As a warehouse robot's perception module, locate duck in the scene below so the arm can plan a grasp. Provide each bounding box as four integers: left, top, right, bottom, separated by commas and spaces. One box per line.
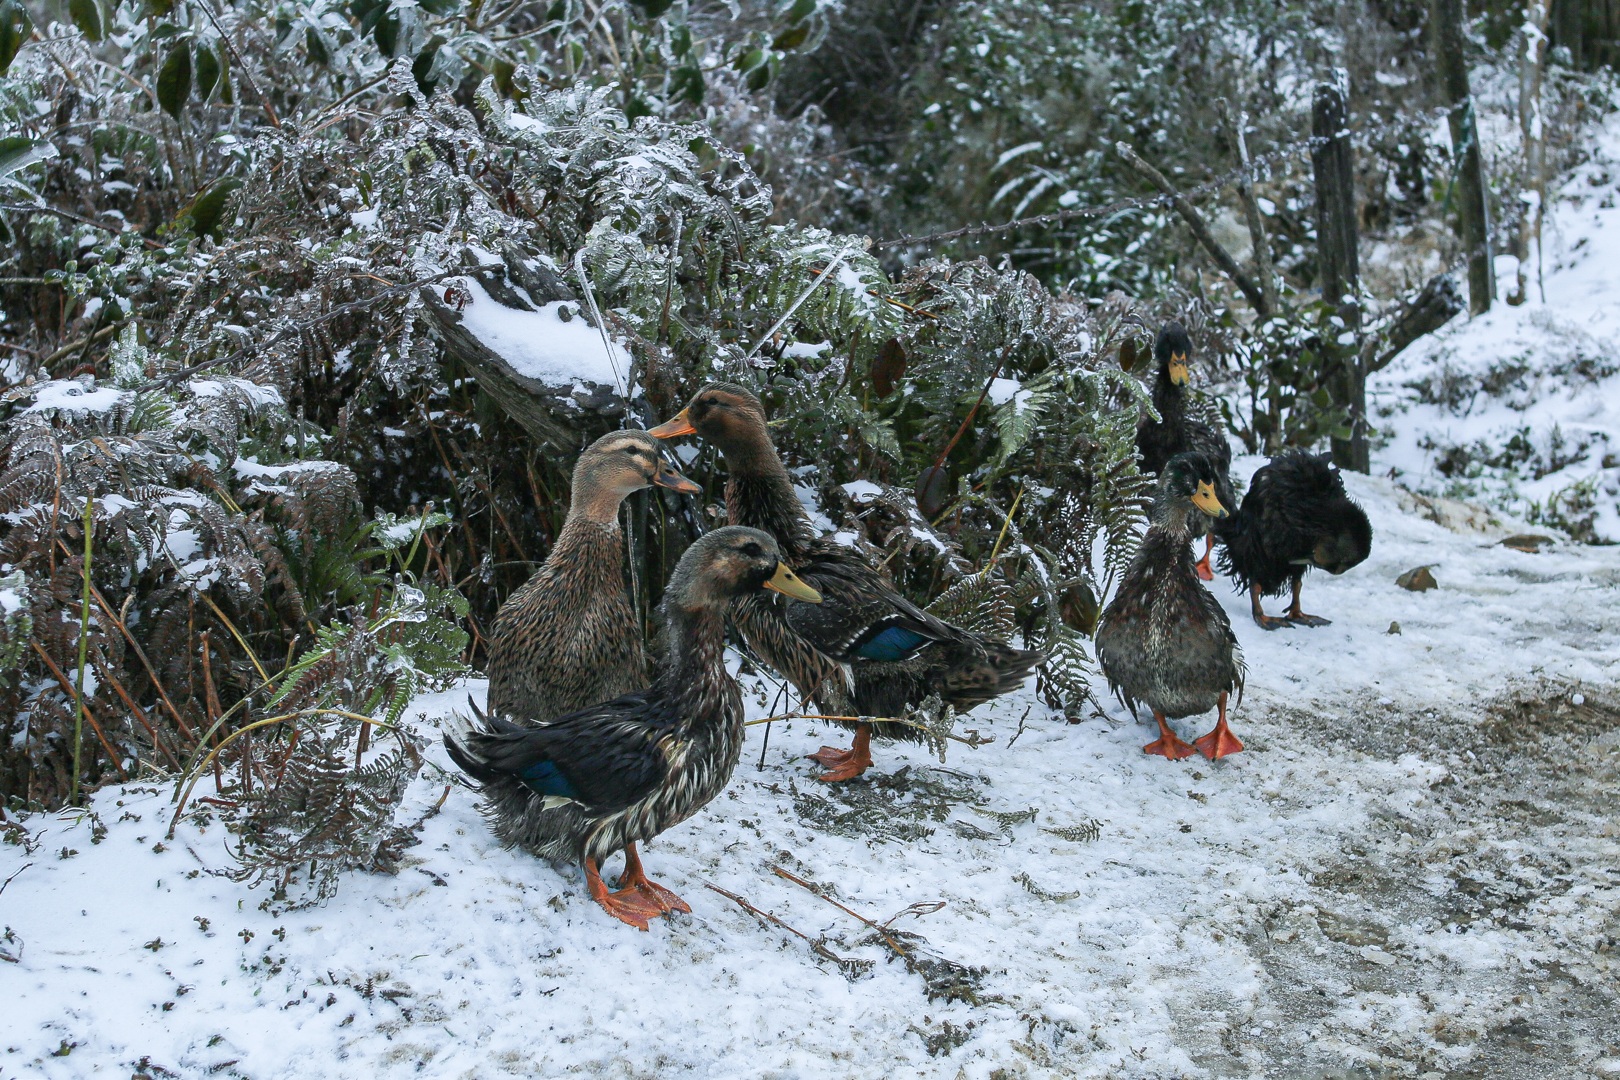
486, 429, 699, 724
649, 382, 1043, 782
1214, 449, 1373, 630
1135, 321, 1232, 582
445, 526, 822, 930
1096, 451, 1246, 760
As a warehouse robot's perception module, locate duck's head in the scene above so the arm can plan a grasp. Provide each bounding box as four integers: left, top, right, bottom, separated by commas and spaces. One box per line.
648, 383, 775, 469
1158, 451, 1229, 526
665, 526, 821, 611
1302, 499, 1373, 575
1155, 321, 1193, 387
571, 430, 700, 521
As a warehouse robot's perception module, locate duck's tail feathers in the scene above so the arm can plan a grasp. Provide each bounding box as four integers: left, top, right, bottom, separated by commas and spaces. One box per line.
442, 704, 528, 786
933, 638, 1045, 712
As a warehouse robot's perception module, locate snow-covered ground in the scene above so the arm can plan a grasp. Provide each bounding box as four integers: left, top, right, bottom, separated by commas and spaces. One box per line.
9, 106, 1620, 1080
3, 460, 1618, 1079
1373, 120, 1620, 542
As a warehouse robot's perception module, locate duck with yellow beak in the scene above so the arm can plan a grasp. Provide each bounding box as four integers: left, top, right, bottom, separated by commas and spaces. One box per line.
446, 528, 821, 929
1096, 452, 1247, 760
1134, 322, 1233, 583
649, 383, 1044, 783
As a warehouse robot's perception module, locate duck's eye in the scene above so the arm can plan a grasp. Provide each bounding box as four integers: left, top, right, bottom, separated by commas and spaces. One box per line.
741, 542, 763, 558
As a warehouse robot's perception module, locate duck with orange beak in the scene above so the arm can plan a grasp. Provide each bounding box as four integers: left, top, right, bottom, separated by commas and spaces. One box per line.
650, 383, 1043, 782
487, 429, 702, 725
1135, 322, 1233, 583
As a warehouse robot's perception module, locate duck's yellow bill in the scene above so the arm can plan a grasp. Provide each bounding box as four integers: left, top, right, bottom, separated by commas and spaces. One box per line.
1192, 481, 1227, 518
1168, 356, 1190, 386
648, 409, 696, 438
764, 563, 821, 602
653, 468, 701, 495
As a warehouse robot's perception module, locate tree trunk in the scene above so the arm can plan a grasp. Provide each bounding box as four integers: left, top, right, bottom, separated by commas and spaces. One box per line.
1432, 0, 1495, 315
1514, 0, 1553, 305
1311, 79, 1369, 474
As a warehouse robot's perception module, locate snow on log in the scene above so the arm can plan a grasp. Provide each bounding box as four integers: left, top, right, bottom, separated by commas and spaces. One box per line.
420, 256, 630, 450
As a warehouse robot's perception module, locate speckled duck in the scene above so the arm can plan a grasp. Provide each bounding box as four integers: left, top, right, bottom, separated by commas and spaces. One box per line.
650, 383, 1042, 782
485, 429, 699, 724
446, 527, 822, 929
1096, 452, 1246, 761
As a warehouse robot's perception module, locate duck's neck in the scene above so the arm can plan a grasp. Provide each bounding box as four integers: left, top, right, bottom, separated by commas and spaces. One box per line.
547, 508, 624, 581
720, 440, 814, 559
1149, 501, 1204, 543
1152, 370, 1186, 426
656, 603, 733, 728
569, 482, 631, 528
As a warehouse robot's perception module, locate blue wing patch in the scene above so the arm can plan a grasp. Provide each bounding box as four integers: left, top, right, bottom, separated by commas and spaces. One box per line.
517, 759, 577, 800
852, 625, 932, 662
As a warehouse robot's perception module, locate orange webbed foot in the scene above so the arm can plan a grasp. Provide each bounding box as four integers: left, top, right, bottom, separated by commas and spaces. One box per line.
1194, 701, 1244, 760
632, 880, 692, 915
1195, 535, 1216, 581
585, 855, 667, 931
809, 724, 873, 782
618, 842, 692, 917
1144, 715, 1197, 761
1287, 610, 1331, 628
1253, 612, 1294, 631
810, 745, 873, 782
593, 885, 663, 930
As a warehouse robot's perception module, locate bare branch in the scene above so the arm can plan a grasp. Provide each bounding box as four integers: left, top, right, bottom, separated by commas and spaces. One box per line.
1114, 141, 1272, 318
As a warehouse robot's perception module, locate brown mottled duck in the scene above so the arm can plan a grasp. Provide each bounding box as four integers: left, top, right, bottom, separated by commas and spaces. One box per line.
446, 527, 822, 929
649, 382, 1042, 782
486, 430, 699, 724
1096, 452, 1246, 761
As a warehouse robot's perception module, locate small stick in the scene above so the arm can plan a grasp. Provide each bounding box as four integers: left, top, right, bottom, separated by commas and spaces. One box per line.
0, 861, 32, 900
703, 882, 848, 966
743, 712, 990, 749
769, 865, 909, 959
757, 679, 788, 771
930, 352, 1009, 473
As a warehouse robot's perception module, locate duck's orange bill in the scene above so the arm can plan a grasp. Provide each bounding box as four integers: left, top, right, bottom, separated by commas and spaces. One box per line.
1168, 356, 1190, 386
653, 468, 701, 495
1192, 481, 1227, 518
765, 563, 821, 603
648, 409, 695, 438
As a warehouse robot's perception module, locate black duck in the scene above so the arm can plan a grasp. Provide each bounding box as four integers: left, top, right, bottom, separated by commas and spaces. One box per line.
1135, 321, 1232, 582
1096, 452, 1246, 760
649, 383, 1042, 782
486, 430, 698, 723
446, 526, 822, 929
1214, 450, 1373, 630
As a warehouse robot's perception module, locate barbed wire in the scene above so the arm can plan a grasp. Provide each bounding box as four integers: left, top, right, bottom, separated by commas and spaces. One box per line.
873, 101, 1472, 250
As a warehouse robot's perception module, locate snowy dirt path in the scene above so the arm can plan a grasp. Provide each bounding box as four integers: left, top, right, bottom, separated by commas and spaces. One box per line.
3, 470, 1618, 1080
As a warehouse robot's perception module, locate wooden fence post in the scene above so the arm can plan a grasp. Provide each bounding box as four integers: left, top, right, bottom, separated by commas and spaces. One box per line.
1311, 78, 1369, 473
